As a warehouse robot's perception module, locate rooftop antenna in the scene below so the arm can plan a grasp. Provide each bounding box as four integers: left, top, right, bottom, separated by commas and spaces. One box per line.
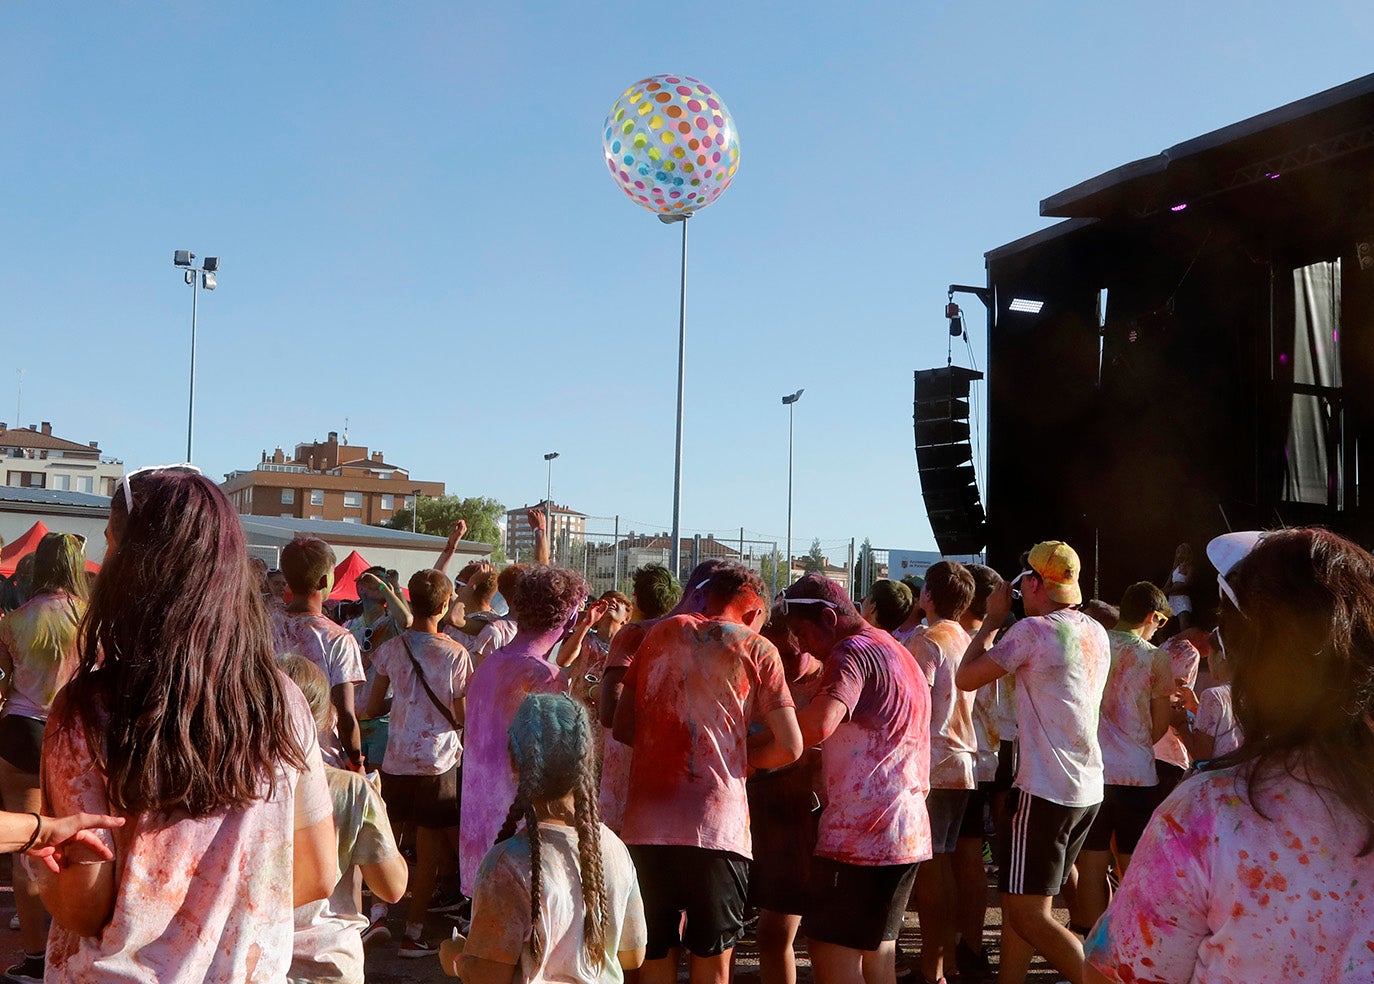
342, 417, 349, 446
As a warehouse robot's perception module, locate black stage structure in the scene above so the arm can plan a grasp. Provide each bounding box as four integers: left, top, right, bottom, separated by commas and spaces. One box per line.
976, 73, 1374, 601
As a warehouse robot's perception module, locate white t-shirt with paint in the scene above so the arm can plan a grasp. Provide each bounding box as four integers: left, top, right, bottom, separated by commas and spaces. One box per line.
1195, 684, 1243, 758
906, 619, 976, 790
988, 609, 1109, 807
1098, 631, 1172, 786
1085, 762, 1374, 983
465, 822, 647, 984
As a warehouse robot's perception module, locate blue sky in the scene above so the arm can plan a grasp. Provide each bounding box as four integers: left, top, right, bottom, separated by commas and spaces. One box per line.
3, 2, 1371, 554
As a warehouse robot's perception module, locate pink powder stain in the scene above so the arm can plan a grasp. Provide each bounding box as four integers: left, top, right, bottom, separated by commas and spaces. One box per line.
1238, 863, 1265, 890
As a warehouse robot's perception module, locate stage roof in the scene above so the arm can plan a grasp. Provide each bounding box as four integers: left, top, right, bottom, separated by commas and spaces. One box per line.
1038, 72, 1374, 220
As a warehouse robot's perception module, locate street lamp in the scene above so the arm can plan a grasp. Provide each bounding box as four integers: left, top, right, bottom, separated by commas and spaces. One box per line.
782, 389, 804, 585
172, 250, 219, 463
543, 452, 559, 507
411, 488, 423, 533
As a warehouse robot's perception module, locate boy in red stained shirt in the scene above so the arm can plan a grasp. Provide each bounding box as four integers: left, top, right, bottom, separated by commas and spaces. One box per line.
613, 563, 803, 984
783, 574, 932, 984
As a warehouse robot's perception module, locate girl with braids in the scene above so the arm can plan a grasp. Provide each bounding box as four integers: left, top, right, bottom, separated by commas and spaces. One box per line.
1086, 529, 1374, 983
37, 467, 336, 984
454, 693, 646, 984
0, 531, 90, 977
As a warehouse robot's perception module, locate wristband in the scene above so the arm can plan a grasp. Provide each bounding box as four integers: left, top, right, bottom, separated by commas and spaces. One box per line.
18, 813, 42, 854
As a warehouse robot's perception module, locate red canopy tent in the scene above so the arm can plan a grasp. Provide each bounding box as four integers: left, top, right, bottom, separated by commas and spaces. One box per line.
0, 521, 102, 577
326, 550, 373, 603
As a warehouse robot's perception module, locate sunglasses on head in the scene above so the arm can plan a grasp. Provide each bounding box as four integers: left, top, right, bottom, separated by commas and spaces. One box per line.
116, 463, 203, 513
781, 596, 840, 614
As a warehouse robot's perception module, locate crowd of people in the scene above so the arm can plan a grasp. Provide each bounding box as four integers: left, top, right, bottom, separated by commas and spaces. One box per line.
0, 467, 1370, 983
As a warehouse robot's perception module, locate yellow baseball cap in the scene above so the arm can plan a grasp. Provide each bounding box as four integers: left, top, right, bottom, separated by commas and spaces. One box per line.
1027, 540, 1083, 605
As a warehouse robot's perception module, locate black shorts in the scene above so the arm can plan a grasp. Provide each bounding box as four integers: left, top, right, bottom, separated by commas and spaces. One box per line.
958, 785, 992, 840
992, 739, 1016, 793
926, 788, 971, 855
996, 789, 1098, 897
628, 844, 749, 959
747, 766, 819, 915
803, 856, 919, 951
1154, 760, 1186, 804
0, 715, 44, 775
1083, 784, 1157, 855
380, 764, 460, 829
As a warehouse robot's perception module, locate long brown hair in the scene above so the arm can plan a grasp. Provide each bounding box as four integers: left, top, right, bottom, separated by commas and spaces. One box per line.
57, 469, 306, 816
1216, 527, 1374, 852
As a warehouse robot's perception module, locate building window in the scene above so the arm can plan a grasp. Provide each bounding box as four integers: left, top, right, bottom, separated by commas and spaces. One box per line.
381, 494, 394, 510
310, 489, 324, 506
51, 474, 71, 491
280, 512, 293, 519
77, 476, 93, 493
343, 492, 362, 508
342, 516, 360, 524
281, 489, 295, 504
309, 514, 323, 521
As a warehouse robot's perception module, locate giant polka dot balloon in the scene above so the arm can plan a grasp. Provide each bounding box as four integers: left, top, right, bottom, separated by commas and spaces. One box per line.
602, 75, 739, 216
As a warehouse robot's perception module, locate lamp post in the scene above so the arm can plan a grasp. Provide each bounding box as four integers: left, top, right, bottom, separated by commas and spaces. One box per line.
544, 451, 559, 507
782, 389, 804, 585
411, 489, 423, 533
172, 251, 218, 463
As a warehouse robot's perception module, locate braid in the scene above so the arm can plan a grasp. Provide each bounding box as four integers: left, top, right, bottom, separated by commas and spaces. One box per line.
495, 795, 524, 844
525, 798, 546, 963
575, 764, 609, 967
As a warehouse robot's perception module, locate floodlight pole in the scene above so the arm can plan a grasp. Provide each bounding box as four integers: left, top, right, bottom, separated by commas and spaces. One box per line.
782, 389, 804, 582
174, 250, 217, 464
660, 212, 690, 578
187, 273, 199, 463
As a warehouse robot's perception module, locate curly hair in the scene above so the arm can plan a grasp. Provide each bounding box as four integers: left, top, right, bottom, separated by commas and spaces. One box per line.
1216, 527, 1374, 853
495, 694, 607, 967
510, 565, 589, 633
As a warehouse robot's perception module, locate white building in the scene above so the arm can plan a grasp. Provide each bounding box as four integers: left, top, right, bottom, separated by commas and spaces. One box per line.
1, 422, 123, 496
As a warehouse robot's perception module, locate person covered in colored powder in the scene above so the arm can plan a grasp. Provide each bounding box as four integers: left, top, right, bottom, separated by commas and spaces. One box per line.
449, 693, 647, 984
956, 541, 1109, 984
273, 535, 367, 772
613, 563, 802, 984
459, 565, 587, 901
365, 568, 473, 956
0, 531, 91, 981
38, 467, 336, 984
1085, 528, 1374, 982
784, 573, 932, 984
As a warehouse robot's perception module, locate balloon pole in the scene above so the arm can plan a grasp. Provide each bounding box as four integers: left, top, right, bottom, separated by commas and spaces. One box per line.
665, 212, 690, 579
601, 75, 739, 582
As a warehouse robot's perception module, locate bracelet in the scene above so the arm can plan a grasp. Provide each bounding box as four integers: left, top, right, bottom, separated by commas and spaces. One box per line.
17, 813, 42, 854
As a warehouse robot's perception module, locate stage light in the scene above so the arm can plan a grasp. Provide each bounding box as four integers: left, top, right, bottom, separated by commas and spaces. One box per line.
1009, 298, 1044, 314
173, 249, 194, 267
1170, 203, 1188, 212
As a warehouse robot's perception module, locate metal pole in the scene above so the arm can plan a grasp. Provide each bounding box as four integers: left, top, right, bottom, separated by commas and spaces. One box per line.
187, 275, 199, 462
613, 515, 620, 590
848, 537, 856, 601
786, 400, 794, 582
669, 216, 689, 579
771, 541, 779, 599
546, 458, 553, 505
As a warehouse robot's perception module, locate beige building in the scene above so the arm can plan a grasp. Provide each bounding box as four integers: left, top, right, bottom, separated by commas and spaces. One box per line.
506, 502, 586, 563
221, 432, 443, 526
1, 422, 123, 496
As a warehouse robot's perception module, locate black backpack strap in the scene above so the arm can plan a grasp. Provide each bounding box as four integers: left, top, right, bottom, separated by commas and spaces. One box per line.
399, 632, 461, 733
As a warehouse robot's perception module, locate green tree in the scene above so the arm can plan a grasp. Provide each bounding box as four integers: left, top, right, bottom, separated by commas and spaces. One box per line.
855, 538, 878, 597
802, 538, 827, 574
758, 549, 797, 593
382, 495, 507, 563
